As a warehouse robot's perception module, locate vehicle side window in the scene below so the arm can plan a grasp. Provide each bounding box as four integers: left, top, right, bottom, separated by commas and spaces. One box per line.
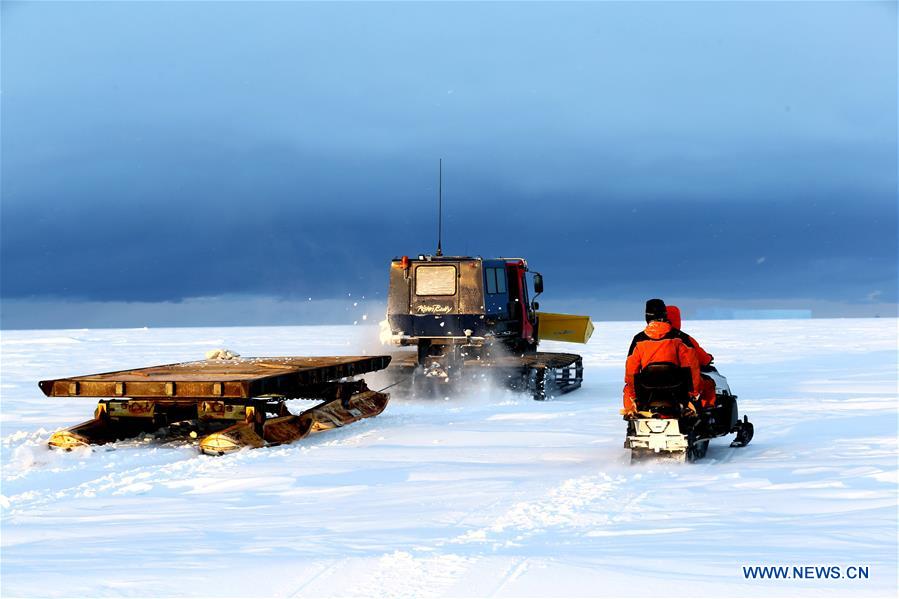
486, 268, 497, 294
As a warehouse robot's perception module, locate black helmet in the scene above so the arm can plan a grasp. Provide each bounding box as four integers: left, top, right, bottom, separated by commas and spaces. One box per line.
645, 298, 668, 323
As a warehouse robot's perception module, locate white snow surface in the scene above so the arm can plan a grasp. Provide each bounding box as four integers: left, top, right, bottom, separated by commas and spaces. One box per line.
1, 319, 897, 598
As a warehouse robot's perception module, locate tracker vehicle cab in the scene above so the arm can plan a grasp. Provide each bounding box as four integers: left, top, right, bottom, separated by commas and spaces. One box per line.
386, 255, 542, 357
383, 254, 593, 399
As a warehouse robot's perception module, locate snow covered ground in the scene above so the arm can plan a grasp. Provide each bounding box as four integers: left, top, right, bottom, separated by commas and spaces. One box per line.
1, 319, 897, 598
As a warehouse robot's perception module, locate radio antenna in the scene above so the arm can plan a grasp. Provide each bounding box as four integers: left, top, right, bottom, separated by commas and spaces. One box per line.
436, 158, 443, 256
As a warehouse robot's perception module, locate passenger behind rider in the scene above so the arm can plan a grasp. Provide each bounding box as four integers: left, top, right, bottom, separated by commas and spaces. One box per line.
622, 299, 701, 419
666, 305, 717, 409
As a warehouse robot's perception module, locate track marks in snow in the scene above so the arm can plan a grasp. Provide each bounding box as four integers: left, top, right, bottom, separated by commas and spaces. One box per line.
451, 473, 640, 548
488, 558, 530, 597
344, 551, 475, 599
287, 560, 346, 598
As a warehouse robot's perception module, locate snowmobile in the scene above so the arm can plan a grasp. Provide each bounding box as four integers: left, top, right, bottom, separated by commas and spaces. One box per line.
624, 363, 753, 462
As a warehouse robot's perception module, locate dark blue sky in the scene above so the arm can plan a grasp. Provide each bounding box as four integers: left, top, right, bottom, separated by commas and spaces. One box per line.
1, 1, 896, 326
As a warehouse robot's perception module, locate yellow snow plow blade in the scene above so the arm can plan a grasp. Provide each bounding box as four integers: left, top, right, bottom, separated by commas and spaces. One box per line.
536, 312, 594, 344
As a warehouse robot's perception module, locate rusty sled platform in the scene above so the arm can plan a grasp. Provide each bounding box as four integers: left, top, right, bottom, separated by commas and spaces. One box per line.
39, 355, 391, 455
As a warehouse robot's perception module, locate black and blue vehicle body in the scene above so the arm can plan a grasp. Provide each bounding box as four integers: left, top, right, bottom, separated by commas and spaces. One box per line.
386, 255, 538, 356
384, 254, 588, 400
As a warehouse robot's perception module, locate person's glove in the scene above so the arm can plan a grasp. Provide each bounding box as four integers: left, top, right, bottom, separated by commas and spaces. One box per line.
619, 408, 638, 420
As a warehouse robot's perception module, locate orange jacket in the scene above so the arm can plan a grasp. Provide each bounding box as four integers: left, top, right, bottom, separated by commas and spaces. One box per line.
624, 320, 701, 409
666, 305, 713, 367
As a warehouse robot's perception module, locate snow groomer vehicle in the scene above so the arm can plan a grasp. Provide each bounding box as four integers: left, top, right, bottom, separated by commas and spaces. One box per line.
382, 253, 593, 400
625, 364, 754, 462
40, 355, 391, 455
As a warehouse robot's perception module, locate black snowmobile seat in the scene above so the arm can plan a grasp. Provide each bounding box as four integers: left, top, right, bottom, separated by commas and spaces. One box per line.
634, 362, 693, 413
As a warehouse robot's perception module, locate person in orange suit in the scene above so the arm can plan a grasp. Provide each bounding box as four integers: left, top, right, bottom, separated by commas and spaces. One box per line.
623, 299, 701, 418
666, 305, 717, 409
